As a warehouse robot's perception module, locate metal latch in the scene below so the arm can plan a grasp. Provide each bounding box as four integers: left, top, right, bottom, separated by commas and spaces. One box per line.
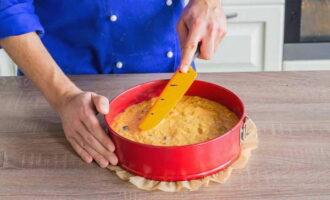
240, 116, 248, 144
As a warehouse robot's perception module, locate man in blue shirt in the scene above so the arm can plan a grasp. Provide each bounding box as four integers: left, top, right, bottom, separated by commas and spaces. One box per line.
0, 0, 227, 168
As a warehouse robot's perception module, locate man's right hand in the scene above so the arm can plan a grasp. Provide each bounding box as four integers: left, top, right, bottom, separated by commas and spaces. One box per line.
57, 91, 118, 168
0, 33, 118, 168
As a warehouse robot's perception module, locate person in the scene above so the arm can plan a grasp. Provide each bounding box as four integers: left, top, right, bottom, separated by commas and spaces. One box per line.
0, 0, 227, 168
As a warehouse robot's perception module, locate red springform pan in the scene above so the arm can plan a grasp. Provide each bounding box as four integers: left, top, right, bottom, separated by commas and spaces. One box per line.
105, 80, 245, 181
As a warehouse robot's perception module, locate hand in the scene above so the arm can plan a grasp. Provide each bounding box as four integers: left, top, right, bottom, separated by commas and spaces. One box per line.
57, 91, 118, 168
0, 33, 117, 168
177, 0, 227, 72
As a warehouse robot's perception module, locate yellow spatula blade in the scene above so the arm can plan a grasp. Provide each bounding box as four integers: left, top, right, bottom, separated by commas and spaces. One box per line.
138, 66, 197, 130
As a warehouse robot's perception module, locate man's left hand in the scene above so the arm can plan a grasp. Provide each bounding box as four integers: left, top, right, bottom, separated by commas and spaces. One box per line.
177, 0, 227, 72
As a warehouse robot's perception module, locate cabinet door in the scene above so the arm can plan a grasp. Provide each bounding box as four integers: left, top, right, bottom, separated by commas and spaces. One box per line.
196, 5, 284, 72
0, 49, 16, 76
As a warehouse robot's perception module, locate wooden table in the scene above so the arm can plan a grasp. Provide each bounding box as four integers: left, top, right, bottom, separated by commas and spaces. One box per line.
0, 72, 329, 199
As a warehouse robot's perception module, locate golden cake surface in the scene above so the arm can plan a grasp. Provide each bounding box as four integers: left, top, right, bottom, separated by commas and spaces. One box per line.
111, 96, 238, 146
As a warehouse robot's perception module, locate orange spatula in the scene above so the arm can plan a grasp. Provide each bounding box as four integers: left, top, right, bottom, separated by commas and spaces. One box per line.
138, 66, 198, 130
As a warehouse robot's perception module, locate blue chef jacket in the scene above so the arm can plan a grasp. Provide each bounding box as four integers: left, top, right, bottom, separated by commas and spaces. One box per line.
0, 0, 184, 74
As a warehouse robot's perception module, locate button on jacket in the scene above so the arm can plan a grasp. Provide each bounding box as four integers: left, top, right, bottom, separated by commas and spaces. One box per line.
0, 0, 184, 74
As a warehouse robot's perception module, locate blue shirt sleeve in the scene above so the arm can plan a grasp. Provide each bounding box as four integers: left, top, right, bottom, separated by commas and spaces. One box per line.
0, 0, 44, 39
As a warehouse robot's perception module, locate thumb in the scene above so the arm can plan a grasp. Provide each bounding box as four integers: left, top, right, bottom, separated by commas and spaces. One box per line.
91, 93, 109, 115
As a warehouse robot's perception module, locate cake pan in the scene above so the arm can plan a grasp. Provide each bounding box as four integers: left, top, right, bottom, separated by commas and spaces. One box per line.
105, 80, 245, 181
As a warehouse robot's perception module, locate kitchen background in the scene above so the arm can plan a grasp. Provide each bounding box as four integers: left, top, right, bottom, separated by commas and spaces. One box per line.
0, 0, 329, 76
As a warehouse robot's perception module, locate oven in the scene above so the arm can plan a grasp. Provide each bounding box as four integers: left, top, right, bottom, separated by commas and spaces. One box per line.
284, 0, 330, 61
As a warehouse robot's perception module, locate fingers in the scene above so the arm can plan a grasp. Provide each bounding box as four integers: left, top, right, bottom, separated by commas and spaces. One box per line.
79, 138, 109, 168
77, 119, 118, 166
67, 135, 93, 163
84, 93, 118, 166
92, 93, 109, 115
179, 23, 202, 73
90, 93, 116, 154
89, 93, 115, 153
176, 19, 188, 49
70, 125, 115, 168
74, 132, 109, 168
61, 91, 118, 169
214, 33, 224, 52
82, 108, 115, 152
199, 25, 217, 60
177, 3, 228, 72
214, 17, 227, 52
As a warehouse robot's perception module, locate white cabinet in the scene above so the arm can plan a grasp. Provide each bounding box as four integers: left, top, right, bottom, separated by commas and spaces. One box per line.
196, 2, 285, 72
197, 22, 264, 72
0, 49, 16, 76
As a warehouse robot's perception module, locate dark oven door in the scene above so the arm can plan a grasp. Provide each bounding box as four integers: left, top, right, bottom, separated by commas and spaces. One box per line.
284, 0, 330, 60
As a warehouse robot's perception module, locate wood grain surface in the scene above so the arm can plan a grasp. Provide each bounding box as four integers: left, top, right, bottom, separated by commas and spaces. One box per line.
0, 71, 329, 199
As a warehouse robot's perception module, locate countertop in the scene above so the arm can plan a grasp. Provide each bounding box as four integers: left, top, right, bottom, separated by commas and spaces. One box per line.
0, 71, 329, 199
